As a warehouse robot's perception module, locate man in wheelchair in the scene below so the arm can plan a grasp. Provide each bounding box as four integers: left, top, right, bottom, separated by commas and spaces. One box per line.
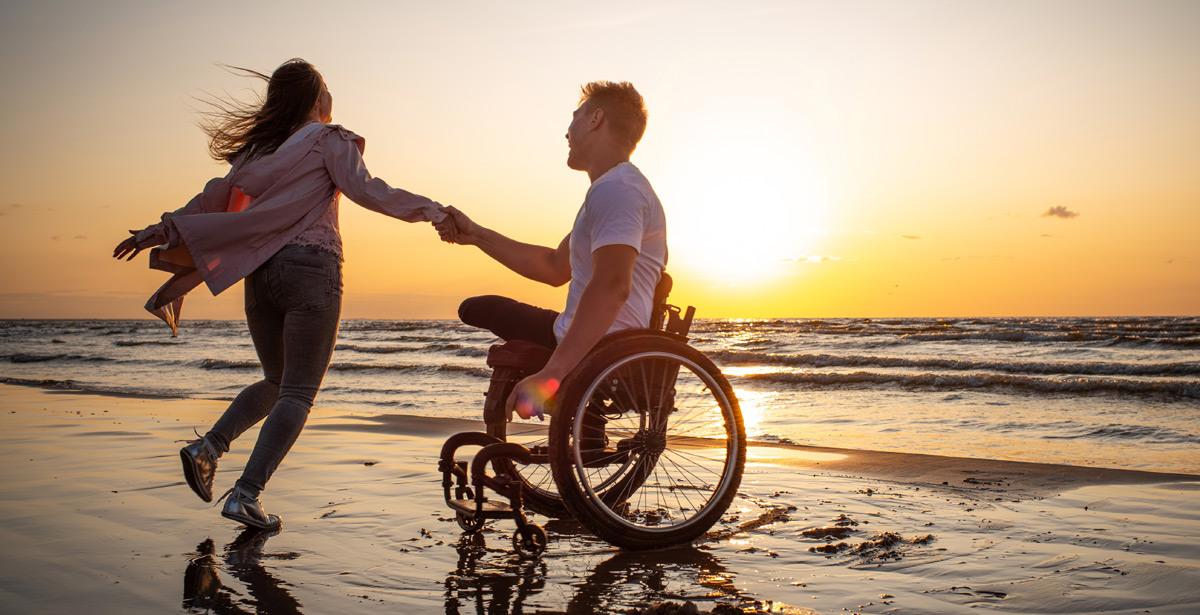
435, 80, 667, 425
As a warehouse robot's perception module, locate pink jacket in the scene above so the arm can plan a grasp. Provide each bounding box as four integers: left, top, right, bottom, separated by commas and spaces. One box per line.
136, 124, 446, 335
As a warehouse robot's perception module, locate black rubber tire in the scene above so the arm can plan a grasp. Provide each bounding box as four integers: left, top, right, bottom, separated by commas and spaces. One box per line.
512, 524, 548, 558
550, 332, 745, 550
455, 511, 484, 533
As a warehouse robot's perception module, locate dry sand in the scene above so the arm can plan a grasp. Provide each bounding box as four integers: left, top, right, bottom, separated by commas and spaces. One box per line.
0, 383, 1197, 614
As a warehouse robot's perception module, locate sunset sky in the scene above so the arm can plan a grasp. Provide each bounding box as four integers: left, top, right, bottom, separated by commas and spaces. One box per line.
1, 0, 1196, 319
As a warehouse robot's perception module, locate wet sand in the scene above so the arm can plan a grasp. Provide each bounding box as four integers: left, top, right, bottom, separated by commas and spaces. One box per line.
1, 383, 1198, 614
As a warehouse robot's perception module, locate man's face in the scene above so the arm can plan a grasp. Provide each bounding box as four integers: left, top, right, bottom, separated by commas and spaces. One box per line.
565, 103, 591, 170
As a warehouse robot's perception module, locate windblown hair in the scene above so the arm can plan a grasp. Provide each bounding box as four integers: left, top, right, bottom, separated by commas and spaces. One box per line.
199, 58, 325, 164
579, 81, 648, 153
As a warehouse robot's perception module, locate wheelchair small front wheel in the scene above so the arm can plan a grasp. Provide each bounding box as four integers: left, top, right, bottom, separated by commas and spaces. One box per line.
455, 511, 485, 534
550, 333, 746, 550
512, 524, 547, 558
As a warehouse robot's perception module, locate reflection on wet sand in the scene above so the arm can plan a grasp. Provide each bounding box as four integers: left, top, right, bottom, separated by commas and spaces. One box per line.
443, 519, 752, 614
565, 545, 747, 613
443, 532, 546, 614
183, 528, 301, 615
186, 523, 745, 615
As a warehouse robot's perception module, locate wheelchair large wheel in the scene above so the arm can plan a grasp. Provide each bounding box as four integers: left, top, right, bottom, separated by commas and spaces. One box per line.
550, 332, 745, 550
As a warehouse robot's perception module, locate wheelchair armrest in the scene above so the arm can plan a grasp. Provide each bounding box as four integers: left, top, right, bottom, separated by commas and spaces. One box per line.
665, 305, 695, 337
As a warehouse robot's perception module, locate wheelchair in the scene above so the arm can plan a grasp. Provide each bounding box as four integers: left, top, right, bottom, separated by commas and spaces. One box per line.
438, 274, 746, 556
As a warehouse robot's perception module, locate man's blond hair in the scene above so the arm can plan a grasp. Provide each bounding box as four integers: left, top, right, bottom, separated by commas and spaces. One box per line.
580, 81, 647, 153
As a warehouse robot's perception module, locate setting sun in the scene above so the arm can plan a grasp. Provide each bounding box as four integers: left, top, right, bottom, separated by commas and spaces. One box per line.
657, 127, 833, 287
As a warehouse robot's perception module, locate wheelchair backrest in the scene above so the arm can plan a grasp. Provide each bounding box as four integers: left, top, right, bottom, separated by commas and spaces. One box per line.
649, 272, 696, 338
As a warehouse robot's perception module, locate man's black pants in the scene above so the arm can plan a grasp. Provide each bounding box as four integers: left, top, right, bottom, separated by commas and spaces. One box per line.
458, 295, 559, 349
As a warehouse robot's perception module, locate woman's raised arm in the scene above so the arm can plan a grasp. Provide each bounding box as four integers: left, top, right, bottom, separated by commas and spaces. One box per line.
115, 169, 235, 260
322, 128, 446, 224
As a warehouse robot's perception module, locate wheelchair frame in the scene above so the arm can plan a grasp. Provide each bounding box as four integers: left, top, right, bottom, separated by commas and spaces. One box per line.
437, 274, 741, 557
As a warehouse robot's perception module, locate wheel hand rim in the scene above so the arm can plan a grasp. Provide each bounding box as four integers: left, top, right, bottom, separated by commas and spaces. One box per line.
569, 352, 741, 533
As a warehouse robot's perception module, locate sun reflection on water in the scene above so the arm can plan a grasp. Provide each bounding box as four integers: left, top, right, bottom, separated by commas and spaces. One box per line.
733, 387, 768, 437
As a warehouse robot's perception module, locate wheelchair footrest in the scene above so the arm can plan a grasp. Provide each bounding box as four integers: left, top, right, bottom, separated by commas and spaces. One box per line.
439, 431, 547, 557
527, 445, 550, 464
448, 498, 513, 515
582, 447, 630, 468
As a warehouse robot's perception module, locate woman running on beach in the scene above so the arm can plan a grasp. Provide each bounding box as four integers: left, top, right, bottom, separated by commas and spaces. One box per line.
112, 58, 450, 530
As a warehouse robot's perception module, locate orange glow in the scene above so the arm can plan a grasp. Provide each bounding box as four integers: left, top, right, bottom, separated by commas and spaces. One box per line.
0, 3, 1196, 319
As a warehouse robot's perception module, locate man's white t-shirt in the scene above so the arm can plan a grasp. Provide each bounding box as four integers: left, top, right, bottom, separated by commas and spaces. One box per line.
553, 162, 668, 342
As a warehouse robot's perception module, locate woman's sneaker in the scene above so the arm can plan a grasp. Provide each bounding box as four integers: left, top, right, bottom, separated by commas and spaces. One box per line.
217, 485, 282, 530
179, 433, 219, 502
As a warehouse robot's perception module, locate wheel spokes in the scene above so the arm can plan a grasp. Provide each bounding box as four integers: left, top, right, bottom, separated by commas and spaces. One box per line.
571, 352, 738, 532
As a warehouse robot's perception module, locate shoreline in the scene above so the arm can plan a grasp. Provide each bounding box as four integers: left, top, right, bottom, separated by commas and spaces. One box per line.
3, 378, 1195, 489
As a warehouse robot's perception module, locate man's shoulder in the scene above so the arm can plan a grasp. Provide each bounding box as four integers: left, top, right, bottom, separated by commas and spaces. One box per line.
604, 162, 653, 188
587, 165, 654, 209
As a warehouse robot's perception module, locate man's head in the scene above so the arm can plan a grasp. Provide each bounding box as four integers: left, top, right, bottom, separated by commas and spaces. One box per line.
565, 81, 647, 171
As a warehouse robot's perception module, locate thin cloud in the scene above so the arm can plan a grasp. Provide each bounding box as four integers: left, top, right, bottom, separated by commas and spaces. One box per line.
1042, 206, 1079, 219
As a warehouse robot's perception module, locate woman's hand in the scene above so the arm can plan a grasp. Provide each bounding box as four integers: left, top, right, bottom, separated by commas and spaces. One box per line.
435, 206, 479, 245
112, 229, 149, 261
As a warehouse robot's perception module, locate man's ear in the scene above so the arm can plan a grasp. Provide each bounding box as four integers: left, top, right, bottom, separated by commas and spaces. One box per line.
588, 106, 606, 131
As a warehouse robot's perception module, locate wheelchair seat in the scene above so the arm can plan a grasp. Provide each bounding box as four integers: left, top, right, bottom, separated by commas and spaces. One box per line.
486, 340, 553, 372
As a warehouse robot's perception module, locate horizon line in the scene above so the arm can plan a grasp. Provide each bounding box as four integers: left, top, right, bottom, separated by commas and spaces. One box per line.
1, 314, 1197, 322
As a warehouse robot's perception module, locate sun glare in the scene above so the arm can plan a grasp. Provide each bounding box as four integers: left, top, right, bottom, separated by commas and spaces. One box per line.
657, 134, 832, 287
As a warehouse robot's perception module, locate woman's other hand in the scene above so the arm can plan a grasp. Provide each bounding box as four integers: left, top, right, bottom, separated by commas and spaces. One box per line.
113, 230, 146, 261
113, 228, 162, 261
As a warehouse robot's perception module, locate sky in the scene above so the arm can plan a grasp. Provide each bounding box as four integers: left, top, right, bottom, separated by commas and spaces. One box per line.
0, 0, 1197, 319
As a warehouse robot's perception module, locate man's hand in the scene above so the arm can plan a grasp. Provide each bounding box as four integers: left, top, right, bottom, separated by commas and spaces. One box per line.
506, 370, 563, 420
433, 206, 458, 244
433, 207, 568, 286
435, 206, 480, 245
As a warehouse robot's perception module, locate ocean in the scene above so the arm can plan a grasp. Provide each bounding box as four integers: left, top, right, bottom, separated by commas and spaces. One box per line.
2, 317, 1197, 474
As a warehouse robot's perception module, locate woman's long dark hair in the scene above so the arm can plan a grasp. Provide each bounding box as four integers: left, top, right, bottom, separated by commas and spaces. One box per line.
200, 58, 325, 164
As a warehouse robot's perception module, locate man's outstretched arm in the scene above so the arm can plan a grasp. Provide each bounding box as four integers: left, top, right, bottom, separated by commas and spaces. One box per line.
437, 206, 570, 287
508, 244, 636, 418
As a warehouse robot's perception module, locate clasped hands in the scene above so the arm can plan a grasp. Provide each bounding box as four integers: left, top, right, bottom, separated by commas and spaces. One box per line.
433, 205, 475, 245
